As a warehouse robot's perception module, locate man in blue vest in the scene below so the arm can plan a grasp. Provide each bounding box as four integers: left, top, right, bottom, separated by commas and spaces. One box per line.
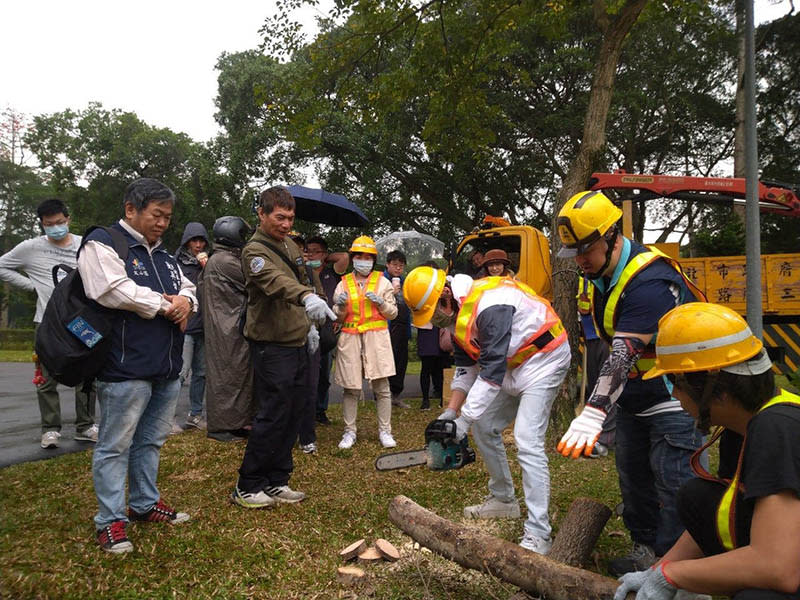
555, 190, 704, 576
78, 178, 198, 554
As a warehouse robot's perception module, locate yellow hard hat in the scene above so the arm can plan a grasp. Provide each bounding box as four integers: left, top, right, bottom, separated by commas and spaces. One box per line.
556, 190, 623, 257
349, 235, 377, 255
643, 302, 767, 379
403, 266, 447, 327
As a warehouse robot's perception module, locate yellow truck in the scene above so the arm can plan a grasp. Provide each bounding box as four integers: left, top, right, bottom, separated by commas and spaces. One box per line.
449, 171, 800, 376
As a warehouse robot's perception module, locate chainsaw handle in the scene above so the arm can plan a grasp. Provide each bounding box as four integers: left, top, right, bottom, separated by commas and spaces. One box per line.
424, 419, 457, 444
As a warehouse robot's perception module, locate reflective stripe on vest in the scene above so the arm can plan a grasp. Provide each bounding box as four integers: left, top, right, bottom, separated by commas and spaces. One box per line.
598, 247, 706, 375
691, 389, 800, 551
341, 272, 388, 334
454, 276, 567, 368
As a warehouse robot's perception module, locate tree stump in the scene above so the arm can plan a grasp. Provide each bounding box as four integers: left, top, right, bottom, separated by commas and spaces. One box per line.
549, 497, 612, 567
388, 495, 633, 600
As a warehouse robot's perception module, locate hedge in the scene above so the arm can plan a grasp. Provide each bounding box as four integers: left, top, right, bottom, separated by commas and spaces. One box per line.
0, 329, 35, 350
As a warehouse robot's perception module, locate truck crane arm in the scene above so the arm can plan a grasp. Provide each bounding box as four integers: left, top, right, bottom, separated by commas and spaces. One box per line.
587, 171, 800, 218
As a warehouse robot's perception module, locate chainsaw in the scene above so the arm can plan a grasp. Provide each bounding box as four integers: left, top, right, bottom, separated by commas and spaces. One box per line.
375, 419, 476, 471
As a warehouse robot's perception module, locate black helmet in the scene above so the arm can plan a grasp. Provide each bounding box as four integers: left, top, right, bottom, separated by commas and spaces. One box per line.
213, 216, 251, 248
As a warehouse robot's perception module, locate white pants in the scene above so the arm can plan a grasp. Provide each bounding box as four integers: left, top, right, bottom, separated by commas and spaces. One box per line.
471, 365, 567, 539
342, 377, 392, 435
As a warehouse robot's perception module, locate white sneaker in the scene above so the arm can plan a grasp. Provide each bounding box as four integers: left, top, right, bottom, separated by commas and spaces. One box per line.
169, 421, 184, 436
519, 532, 552, 555
463, 495, 521, 519
41, 431, 61, 449
300, 442, 317, 454
75, 424, 99, 442
379, 432, 397, 448
338, 431, 356, 449
230, 487, 276, 509
264, 485, 306, 503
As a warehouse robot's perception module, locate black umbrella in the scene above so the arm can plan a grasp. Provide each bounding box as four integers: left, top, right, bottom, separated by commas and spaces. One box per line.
286, 185, 369, 227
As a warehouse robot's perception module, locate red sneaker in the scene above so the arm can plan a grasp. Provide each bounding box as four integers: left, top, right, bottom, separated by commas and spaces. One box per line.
128, 499, 190, 524
97, 520, 133, 554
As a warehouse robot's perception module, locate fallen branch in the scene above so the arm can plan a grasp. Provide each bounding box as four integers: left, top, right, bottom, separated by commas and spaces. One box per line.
388, 495, 631, 600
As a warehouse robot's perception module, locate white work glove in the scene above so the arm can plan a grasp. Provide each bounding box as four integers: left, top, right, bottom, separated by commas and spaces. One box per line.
557, 406, 606, 459
614, 569, 651, 600
438, 408, 457, 421
453, 415, 472, 440
364, 291, 383, 306
303, 293, 336, 324
334, 292, 349, 306
632, 563, 677, 600
306, 324, 319, 355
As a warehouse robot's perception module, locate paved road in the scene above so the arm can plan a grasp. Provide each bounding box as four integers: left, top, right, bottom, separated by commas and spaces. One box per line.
0, 362, 422, 469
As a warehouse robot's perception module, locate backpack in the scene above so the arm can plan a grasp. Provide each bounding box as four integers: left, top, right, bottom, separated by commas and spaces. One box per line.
35, 226, 129, 387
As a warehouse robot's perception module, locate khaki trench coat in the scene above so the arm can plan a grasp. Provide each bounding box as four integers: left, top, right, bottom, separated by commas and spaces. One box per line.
332, 273, 397, 389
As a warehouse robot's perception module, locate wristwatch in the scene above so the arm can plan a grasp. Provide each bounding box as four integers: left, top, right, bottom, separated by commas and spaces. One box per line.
185, 295, 196, 313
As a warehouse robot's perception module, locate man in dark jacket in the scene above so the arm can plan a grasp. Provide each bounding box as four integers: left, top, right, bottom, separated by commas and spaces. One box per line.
174, 222, 210, 429
78, 178, 197, 553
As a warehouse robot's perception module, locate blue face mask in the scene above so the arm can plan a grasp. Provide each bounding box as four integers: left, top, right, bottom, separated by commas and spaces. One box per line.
44, 224, 69, 240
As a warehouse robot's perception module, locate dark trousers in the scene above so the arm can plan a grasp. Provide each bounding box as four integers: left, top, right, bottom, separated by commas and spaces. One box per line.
298, 348, 321, 445
388, 326, 408, 397
316, 351, 332, 415
677, 478, 800, 599
420, 356, 446, 402
237, 343, 308, 493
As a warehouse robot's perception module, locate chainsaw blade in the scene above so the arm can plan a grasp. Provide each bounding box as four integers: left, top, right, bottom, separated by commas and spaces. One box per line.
375, 448, 429, 471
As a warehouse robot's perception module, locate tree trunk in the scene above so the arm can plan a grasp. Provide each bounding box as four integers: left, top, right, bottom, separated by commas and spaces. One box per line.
388, 495, 632, 600
550, 0, 649, 427
549, 498, 612, 567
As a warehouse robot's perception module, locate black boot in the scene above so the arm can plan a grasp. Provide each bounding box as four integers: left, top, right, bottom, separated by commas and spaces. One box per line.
420, 398, 430, 411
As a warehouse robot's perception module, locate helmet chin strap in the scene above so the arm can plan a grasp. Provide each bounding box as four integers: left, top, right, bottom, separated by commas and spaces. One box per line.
581, 228, 618, 280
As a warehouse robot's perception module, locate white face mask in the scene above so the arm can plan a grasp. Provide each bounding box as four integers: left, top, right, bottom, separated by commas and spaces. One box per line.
352, 259, 374, 276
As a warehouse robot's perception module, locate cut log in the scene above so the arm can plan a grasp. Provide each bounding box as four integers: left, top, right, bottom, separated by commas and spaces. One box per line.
337, 566, 366, 585
375, 538, 400, 562
388, 495, 634, 600
549, 497, 612, 567
339, 538, 368, 561
357, 545, 383, 563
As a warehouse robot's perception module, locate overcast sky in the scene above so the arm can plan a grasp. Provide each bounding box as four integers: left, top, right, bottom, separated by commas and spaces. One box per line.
0, 0, 328, 142
1, 0, 794, 144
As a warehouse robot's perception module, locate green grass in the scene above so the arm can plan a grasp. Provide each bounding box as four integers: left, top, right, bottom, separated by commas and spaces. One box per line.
0, 401, 631, 600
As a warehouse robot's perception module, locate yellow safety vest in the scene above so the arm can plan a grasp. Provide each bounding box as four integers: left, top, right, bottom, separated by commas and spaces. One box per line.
690, 388, 800, 551
341, 272, 388, 334
454, 277, 567, 369
577, 276, 593, 315
593, 247, 706, 376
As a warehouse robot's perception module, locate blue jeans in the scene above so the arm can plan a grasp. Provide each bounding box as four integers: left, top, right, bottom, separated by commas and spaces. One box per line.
180, 333, 206, 416
187, 334, 206, 417
615, 408, 703, 555
93, 378, 181, 528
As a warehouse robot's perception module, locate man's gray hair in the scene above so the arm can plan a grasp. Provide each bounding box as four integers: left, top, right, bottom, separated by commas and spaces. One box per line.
123, 178, 176, 212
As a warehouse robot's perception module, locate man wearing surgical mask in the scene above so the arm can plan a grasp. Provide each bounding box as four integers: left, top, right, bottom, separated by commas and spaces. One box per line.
0, 198, 97, 449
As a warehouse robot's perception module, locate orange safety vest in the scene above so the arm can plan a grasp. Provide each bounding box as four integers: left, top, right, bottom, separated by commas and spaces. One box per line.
341, 272, 389, 334
454, 277, 566, 369
592, 247, 706, 376
690, 388, 800, 551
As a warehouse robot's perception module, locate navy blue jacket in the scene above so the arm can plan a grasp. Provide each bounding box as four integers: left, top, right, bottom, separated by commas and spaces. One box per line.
87, 224, 185, 382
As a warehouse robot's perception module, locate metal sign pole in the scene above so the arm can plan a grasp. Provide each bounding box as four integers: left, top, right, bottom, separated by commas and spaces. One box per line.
744, 0, 763, 338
